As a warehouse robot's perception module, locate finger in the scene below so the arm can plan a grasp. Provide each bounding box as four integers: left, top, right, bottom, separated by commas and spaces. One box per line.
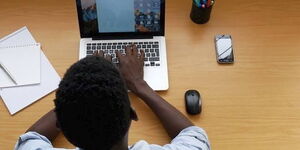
140, 49, 145, 61
140, 50, 145, 66
132, 44, 138, 56
116, 50, 122, 58
105, 54, 112, 62
93, 50, 99, 56
98, 50, 104, 57
125, 45, 133, 55
116, 50, 123, 63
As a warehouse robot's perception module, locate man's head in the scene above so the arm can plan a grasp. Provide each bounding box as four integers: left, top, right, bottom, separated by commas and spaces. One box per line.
54, 56, 136, 150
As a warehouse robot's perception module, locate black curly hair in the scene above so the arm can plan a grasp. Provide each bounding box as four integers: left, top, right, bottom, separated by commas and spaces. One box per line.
54, 56, 131, 150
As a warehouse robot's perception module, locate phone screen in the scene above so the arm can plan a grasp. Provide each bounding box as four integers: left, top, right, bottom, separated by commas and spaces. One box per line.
215, 35, 234, 63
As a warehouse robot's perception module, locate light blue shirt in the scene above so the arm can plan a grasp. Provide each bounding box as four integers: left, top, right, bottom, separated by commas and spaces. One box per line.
15, 126, 210, 150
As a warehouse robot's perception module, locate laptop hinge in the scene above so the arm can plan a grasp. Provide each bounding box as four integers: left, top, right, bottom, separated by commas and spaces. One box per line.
92, 35, 153, 40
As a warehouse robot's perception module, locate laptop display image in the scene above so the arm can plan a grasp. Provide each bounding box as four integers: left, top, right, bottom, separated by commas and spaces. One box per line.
78, 0, 163, 37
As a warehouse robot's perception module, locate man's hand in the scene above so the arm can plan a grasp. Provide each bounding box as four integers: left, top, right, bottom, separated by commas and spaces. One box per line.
93, 45, 146, 94
116, 45, 145, 93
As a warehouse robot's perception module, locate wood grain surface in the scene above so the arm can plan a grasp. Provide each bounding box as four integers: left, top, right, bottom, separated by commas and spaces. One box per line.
1, 0, 300, 149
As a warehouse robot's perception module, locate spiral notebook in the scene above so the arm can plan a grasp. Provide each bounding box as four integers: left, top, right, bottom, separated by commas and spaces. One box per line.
0, 44, 41, 88
0, 27, 61, 115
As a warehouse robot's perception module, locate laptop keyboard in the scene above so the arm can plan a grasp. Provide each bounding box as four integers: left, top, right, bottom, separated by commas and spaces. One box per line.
86, 41, 161, 67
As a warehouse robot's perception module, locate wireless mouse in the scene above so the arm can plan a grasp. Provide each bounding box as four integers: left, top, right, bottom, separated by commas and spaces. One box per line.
185, 90, 201, 115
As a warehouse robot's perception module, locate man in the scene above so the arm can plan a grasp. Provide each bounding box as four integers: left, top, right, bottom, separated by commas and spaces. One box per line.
15, 45, 210, 150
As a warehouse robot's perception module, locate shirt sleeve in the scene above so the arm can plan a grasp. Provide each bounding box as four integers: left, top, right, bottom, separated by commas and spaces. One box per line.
130, 126, 211, 150
14, 132, 55, 150
165, 126, 211, 150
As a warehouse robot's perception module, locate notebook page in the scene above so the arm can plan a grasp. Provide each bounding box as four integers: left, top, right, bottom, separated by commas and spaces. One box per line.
0, 27, 61, 115
0, 44, 41, 88
0, 27, 36, 47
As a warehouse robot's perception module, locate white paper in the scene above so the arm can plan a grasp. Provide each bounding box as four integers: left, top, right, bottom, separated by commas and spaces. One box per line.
0, 44, 41, 88
0, 27, 61, 115
0, 27, 36, 47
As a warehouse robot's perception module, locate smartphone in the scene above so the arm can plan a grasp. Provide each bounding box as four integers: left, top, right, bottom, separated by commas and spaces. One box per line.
214, 35, 234, 63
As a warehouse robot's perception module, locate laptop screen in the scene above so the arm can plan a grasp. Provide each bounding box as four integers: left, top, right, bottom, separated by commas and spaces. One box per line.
76, 0, 165, 38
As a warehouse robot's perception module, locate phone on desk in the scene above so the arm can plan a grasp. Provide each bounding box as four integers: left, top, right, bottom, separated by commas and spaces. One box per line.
214, 35, 234, 63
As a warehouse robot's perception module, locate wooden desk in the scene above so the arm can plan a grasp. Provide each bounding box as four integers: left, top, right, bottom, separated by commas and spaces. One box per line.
1, 0, 300, 149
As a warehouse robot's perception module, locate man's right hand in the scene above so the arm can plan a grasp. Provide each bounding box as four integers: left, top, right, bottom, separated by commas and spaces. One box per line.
116, 45, 147, 94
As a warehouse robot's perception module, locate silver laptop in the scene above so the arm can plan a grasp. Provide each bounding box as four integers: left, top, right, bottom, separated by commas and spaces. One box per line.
75, 0, 168, 91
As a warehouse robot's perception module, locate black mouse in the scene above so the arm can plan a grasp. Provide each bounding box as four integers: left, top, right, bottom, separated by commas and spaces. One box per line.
185, 90, 202, 115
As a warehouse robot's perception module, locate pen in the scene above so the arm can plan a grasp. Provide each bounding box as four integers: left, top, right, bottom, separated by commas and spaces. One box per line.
202, 0, 207, 6
0, 62, 18, 85
207, 0, 211, 7
194, 0, 201, 7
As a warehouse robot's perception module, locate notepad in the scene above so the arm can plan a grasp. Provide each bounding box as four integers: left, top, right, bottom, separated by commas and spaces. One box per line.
0, 27, 61, 115
0, 44, 41, 88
